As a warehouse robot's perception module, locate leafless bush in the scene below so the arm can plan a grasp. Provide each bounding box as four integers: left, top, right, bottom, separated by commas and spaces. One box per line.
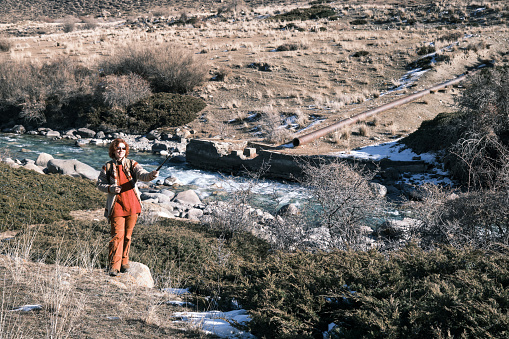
100, 44, 207, 94
204, 177, 258, 239
62, 17, 77, 33
412, 183, 509, 250
449, 131, 509, 189
448, 67, 509, 189
266, 213, 305, 251
300, 159, 385, 250
261, 106, 292, 144
0, 38, 10, 52
102, 73, 152, 109
81, 16, 98, 30
0, 58, 97, 125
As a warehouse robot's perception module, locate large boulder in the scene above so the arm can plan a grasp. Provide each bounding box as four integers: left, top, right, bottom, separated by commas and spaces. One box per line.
187, 208, 204, 221
140, 192, 173, 204
46, 130, 61, 138
46, 159, 99, 180
11, 125, 26, 134
77, 127, 96, 138
370, 183, 388, 197
173, 190, 202, 206
142, 202, 175, 219
276, 203, 300, 216
127, 262, 154, 288
22, 163, 45, 174
35, 152, 54, 167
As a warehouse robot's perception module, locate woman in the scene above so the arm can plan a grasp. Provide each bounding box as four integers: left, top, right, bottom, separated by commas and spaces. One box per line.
97, 138, 158, 276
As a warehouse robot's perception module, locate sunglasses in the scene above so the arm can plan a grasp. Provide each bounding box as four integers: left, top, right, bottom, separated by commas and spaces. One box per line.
116, 147, 126, 151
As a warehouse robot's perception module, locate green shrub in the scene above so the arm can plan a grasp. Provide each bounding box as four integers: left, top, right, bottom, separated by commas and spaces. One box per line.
416, 45, 436, 55
275, 43, 307, 52
350, 19, 368, 25
351, 50, 369, 57
99, 44, 207, 94
0, 162, 104, 230
233, 246, 509, 338
119, 92, 206, 133
268, 5, 336, 21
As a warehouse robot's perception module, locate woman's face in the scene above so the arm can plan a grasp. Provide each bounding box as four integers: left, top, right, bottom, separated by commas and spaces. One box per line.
115, 143, 126, 160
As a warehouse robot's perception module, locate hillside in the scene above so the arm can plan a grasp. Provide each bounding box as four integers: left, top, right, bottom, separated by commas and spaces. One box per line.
0, 0, 507, 155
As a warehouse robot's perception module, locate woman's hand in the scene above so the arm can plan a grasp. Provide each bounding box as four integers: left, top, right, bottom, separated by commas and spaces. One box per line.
110, 185, 122, 194
149, 171, 159, 180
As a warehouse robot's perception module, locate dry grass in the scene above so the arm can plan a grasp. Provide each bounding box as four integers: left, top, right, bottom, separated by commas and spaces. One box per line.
0, 226, 214, 338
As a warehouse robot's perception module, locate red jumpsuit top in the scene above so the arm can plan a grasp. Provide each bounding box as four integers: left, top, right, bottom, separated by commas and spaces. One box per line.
111, 165, 141, 217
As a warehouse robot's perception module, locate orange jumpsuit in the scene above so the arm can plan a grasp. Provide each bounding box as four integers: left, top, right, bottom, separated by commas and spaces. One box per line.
109, 164, 141, 271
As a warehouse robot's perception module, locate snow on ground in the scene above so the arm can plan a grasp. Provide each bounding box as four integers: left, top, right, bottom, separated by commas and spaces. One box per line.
163, 288, 255, 338
333, 139, 435, 162
333, 140, 455, 186
172, 309, 255, 338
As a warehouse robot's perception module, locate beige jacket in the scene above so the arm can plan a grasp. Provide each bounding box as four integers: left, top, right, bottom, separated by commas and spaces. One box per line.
96, 158, 155, 219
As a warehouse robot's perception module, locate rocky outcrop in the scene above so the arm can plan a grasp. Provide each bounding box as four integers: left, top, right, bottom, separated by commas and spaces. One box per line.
46, 159, 99, 180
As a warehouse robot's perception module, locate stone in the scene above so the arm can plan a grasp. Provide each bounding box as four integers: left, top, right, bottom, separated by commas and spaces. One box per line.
22, 163, 45, 174
140, 192, 173, 204
187, 208, 204, 221
95, 131, 106, 139
160, 189, 175, 200
126, 262, 154, 288
152, 143, 169, 153
142, 202, 174, 219
370, 183, 387, 197
146, 130, 161, 140
46, 130, 61, 138
169, 155, 186, 163
163, 176, 181, 186
77, 127, 96, 138
375, 218, 421, 240
277, 203, 300, 216
46, 159, 99, 181
173, 190, 201, 205
382, 167, 400, 180
75, 139, 90, 147
64, 129, 77, 136
11, 125, 26, 134
243, 147, 257, 158
161, 132, 173, 140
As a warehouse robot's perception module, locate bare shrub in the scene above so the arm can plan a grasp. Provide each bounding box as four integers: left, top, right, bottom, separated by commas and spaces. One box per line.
448, 67, 509, 189
101, 73, 152, 109
81, 16, 98, 30
0, 38, 10, 52
100, 44, 207, 94
412, 183, 509, 250
204, 179, 258, 239
358, 123, 370, 137
261, 106, 292, 144
62, 17, 77, 33
300, 159, 385, 250
0, 58, 98, 126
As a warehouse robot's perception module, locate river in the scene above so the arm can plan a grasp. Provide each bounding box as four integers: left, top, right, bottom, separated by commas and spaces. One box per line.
0, 133, 307, 210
